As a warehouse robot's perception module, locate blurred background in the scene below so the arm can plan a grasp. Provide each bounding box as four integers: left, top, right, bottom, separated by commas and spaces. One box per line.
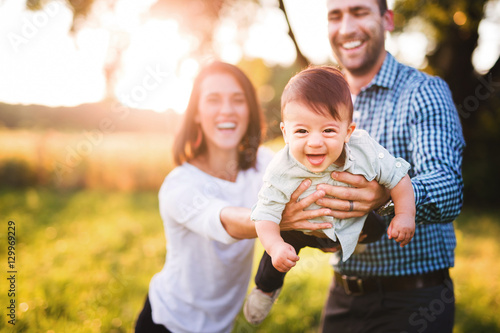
0, 0, 499, 332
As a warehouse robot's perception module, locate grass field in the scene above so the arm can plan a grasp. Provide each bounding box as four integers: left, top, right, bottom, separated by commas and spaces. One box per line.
0, 188, 499, 333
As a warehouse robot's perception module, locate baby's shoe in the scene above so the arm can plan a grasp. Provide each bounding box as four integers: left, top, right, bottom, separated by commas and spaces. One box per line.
243, 287, 281, 325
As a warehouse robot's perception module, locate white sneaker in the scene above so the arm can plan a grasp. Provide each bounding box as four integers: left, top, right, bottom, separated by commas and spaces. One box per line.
243, 287, 281, 325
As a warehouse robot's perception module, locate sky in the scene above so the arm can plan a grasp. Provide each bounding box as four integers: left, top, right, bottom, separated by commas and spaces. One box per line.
0, 0, 499, 113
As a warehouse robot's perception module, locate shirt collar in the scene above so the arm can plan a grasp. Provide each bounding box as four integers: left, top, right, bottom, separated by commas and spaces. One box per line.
362, 52, 398, 91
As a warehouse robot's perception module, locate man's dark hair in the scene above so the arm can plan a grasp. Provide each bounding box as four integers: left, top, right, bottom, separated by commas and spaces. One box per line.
378, 0, 388, 15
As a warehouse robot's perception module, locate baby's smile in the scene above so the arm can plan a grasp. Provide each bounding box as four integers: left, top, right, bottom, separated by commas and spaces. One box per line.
306, 154, 326, 166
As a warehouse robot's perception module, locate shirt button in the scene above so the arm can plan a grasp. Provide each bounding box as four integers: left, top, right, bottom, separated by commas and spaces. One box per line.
396, 162, 402, 168
378, 153, 384, 159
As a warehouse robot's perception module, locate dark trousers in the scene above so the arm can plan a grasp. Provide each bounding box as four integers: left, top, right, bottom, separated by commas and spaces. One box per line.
135, 295, 172, 333
255, 212, 385, 293
320, 277, 455, 333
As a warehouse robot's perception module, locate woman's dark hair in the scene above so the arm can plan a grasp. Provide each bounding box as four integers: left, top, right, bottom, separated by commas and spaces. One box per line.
281, 66, 353, 122
173, 61, 264, 170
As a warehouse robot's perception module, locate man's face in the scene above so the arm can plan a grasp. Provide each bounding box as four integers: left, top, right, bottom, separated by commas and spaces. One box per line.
327, 0, 393, 76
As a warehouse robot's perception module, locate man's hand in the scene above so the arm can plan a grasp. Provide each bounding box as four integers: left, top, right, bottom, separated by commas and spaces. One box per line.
280, 179, 333, 231
316, 171, 390, 220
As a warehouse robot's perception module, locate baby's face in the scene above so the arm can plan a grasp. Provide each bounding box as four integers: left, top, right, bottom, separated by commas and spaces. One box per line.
281, 101, 355, 173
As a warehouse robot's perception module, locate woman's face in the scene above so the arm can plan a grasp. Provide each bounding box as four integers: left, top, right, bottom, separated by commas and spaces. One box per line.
196, 72, 250, 155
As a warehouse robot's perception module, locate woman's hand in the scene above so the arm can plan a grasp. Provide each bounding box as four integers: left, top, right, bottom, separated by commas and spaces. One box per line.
316, 171, 390, 220
279, 179, 334, 231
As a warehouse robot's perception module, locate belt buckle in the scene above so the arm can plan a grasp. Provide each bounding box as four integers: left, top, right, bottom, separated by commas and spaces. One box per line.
341, 275, 364, 295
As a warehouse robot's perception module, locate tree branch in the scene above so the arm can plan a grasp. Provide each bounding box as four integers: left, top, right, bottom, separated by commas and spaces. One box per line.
278, 0, 310, 68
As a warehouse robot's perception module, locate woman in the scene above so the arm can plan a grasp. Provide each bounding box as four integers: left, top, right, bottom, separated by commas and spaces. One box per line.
135, 61, 331, 333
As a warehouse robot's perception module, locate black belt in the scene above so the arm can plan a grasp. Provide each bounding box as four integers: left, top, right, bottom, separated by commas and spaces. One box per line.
334, 269, 450, 296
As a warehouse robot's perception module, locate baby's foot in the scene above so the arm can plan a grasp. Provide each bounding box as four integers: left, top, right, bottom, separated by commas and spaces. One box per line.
243, 287, 281, 325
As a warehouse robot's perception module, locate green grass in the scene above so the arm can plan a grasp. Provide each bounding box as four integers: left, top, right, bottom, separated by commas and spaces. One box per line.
0, 188, 164, 333
0, 189, 499, 332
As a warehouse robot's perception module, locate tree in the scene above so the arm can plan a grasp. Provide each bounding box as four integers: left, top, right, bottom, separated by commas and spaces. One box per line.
27, 0, 95, 31
393, 0, 500, 206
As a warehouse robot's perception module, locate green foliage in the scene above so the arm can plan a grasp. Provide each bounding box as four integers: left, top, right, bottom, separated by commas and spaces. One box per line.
236, 57, 308, 142
394, 0, 500, 207
27, 0, 96, 32
393, 0, 486, 34
0, 159, 37, 187
0, 189, 499, 332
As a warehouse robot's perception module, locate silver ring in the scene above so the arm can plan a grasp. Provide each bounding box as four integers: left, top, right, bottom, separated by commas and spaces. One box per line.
348, 200, 354, 212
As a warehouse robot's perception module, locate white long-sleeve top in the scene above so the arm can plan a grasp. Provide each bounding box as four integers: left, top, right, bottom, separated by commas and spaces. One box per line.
149, 148, 273, 333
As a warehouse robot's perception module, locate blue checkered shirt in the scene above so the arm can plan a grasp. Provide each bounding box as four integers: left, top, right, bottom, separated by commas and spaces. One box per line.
333, 53, 465, 277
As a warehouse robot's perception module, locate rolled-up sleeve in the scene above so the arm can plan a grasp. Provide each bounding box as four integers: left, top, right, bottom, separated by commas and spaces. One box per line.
369, 136, 411, 190
250, 182, 289, 224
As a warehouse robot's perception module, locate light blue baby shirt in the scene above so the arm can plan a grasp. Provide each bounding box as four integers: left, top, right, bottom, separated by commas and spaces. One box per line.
251, 129, 410, 261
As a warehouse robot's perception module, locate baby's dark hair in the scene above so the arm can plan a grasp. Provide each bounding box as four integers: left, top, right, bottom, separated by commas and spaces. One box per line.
281, 66, 353, 122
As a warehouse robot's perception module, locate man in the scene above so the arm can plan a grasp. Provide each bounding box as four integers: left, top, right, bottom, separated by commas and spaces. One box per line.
314, 0, 465, 332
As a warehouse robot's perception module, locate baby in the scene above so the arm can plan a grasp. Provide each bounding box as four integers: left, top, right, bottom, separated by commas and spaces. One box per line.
244, 66, 415, 325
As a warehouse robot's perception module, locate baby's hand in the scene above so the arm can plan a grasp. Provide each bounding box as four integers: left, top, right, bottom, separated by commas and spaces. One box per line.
269, 242, 300, 273
387, 214, 415, 247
